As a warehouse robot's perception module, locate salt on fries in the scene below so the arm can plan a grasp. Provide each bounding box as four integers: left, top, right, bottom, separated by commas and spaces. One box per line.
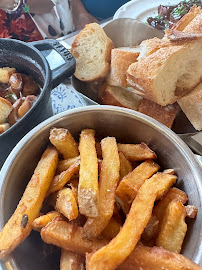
78, 129, 99, 217
83, 137, 120, 239
0, 128, 200, 270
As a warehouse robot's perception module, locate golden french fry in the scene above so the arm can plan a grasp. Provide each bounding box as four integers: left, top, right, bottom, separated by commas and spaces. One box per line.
119, 151, 132, 180
83, 137, 120, 239
185, 205, 198, 218
41, 217, 108, 255
47, 158, 80, 195
142, 214, 159, 241
116, 160, 160, 213
67, 179, 79, 203
55, 188, 78, 221
41, 217, 200, 270
153, 187, 188, 228
101, 216, 121, 240
119, 244, 202, 270
117, 142, 157, 161
78, 129, 99, 217
60, 249, 85, 270
156, 200, 187, 253
50, 128, 79, 159
86, 172, 177, 270
57, 156, 80, 174
0, 147, 58, 259
32, 211, 61, 231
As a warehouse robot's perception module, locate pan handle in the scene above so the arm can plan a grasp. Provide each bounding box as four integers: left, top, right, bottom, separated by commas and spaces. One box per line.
30, 39, 76, 89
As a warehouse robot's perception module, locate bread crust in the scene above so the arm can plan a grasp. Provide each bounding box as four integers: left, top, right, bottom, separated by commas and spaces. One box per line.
98, 84, 141, 110
71, 23, 114, 82
127, 40, 202, 106
178, 83, 202, 131
138, 99, 179, 128
172, 5, 201, 32
107, 48, 140, 88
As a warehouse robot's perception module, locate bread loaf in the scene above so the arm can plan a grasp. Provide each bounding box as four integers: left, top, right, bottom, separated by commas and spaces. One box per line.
127, 38, 202, 106
107, 47, 140, 88
71, 23, 114, 82
98, 84, 142, 111
138, 99, 179, 128
0, 97, 13, 124
178, 83, 202, 131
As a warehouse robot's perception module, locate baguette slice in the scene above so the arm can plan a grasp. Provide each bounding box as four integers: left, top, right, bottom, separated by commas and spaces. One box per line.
98, 84, 142, 111
177, 83, 202, 131
127, 38, 202, 106
172, 5, 201, 32
0, 67, 16, 83
138, 99, 179, 129
71, 23, 114, 82
107, 47, 140, 88
0, 97, 13, 124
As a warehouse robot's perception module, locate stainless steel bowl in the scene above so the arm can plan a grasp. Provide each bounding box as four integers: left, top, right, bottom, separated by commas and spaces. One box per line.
0, 105, 201, 269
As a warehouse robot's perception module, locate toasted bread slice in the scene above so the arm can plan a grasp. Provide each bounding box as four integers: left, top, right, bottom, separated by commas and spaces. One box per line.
71, 23, 114, 82
107, 47, 140, 88
98, 84, 142, 111
0, 97, 13, 124
178, 83, 202, 131
0, 67, 16, 83
138, 99, 179, 128
127, 38, 202, 106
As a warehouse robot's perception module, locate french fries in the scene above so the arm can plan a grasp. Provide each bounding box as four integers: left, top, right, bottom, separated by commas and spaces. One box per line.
116, 160, 160, 213
0, 127, 199, 269
156, 200, 187, 253
49, 128, 79, 159
78, 129, 99, 217
119, 244, 202, 270
119, 151, 132, 180
60, 249, 85, 270
32, 211, 61, 231
55, 188, 78, 221
57, 156, 80, 174
83, 137, 120, 239
86, 172, 177, 270
153, 187, 188, 228
41, 217, 108, 254
0, 147, 58, 259
101, 216, 121, 240
117, 142, 157, 161
47, 158, 80, 195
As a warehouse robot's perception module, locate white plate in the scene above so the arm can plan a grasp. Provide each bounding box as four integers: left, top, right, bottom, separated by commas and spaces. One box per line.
114, 0, 180, 22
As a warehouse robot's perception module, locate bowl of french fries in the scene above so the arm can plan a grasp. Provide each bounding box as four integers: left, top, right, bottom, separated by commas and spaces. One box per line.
0, 105, 201, 270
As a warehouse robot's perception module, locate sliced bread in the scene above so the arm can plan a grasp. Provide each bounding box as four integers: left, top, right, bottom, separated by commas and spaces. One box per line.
177, 83, 202, 131
138, 98, 179, 128
70, 23, 114, 82
127, 38, 202, 106
98, 84, 142, 111
107, 47, 140, 88
0, 97, 13, 124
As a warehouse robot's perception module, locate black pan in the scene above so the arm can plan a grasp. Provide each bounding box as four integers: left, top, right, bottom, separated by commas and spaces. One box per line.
0, 38, 76, 168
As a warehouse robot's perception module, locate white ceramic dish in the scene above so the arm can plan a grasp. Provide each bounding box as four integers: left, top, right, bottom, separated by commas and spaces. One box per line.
114, 0, 181, 22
